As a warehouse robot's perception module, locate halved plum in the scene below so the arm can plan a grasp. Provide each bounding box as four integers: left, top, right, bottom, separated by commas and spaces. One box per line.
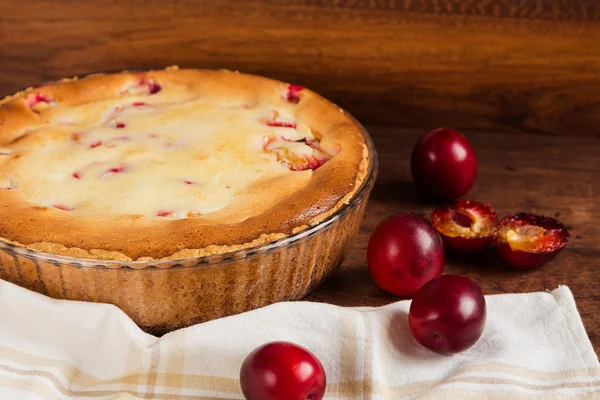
122, 77, 162, 95
495, 213, 570, 269
262, 109, 297, 128
431, 199, 497, 254
25, 93, 54, 112
283, 84, 303, 104
263, 137, 332, 171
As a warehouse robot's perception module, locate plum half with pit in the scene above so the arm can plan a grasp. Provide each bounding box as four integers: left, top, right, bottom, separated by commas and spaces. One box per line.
431, 199, 498, 254
495, 213, 570, 269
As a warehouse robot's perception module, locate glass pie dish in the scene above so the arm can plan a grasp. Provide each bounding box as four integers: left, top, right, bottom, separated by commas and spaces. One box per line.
0, 118, 377, 335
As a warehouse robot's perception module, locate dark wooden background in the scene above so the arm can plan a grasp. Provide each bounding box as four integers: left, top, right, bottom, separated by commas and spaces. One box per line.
2, 0, 600, 135
1, 1, 599, 354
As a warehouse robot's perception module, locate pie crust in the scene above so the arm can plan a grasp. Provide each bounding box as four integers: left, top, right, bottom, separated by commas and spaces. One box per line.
0, 67, 369, 261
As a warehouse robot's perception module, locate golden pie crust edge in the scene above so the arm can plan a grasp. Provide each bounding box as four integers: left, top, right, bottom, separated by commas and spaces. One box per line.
0, 67, 370, 261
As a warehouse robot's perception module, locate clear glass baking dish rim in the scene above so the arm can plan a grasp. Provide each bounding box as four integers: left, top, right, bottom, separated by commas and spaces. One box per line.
0, 115, 378, 270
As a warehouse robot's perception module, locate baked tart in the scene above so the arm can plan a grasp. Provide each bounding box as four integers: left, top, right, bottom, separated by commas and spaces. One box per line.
0, 67, 377, 333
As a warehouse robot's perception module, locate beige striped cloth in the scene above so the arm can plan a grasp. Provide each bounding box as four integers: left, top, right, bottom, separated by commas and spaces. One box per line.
0, 280, 598, 399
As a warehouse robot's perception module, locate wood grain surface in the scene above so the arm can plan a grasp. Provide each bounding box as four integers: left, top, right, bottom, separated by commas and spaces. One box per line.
2, 0, 600, 135
307, 126, 600, 356
1, 0, 598, 355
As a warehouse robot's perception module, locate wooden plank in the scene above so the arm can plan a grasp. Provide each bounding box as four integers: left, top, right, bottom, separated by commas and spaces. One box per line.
1, 0, 600, 135
307, 125, 600, 356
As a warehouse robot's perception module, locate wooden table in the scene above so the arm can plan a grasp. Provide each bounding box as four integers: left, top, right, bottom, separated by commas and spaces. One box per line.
307, 126, 600, 356
2, 0, 599, 358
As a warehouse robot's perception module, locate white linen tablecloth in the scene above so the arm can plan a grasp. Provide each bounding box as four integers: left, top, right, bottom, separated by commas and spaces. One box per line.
0, 279, 598, 399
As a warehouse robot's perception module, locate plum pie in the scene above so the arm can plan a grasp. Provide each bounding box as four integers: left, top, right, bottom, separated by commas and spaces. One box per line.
0, 67, 377, 332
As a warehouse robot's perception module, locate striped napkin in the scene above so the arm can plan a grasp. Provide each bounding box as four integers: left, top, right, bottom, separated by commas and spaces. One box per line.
0, 279, 597, 399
